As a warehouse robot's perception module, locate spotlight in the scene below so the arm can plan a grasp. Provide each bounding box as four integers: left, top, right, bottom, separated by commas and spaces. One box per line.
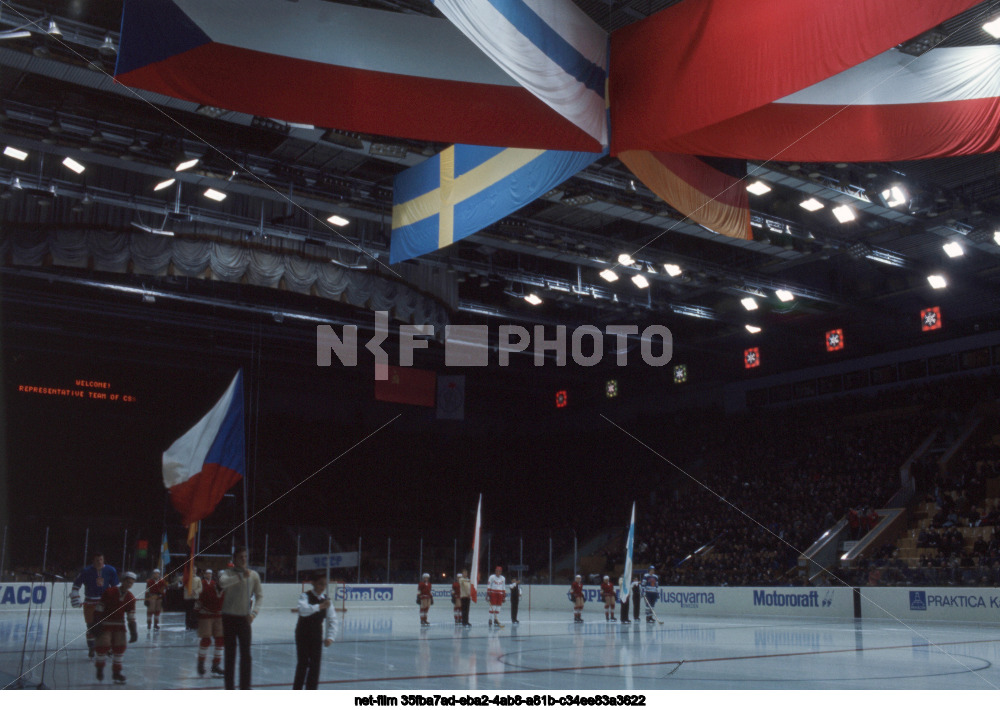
985, 16, 1000, 38
98, 34, 118, 57
631, 274, 649, 289
3, 146, 27, 161
881, 185, 908, 208
617, 253, 635, 266
599, 269, 619, 282
327, 215, 350, 227
994, 231, 1000, 246
746, 181, 771, 195
775, 289, 794, 302
524, 293, 542, 306
663, 264, 682, 277
832, 205, 856, 223
741, 297, 758, 311
745, 325, 762, 334
799, 197, 823, 212
46, 20, 61, 36
942, 241, 964, 258
153, 178, 176, 192
927, 274, 947, 289
203, 187, 227, 201
175, 157, 199, 172
61, 156, 85, 174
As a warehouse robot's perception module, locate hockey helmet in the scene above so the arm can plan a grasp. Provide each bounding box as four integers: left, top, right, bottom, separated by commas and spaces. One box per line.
124, 571, 137, 580
204, 569, 213, 576
422, 573, 430, 579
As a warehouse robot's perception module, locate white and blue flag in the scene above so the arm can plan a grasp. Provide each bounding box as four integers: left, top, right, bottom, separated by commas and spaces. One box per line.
621, 502, 635, 603
433, 0, 608, 148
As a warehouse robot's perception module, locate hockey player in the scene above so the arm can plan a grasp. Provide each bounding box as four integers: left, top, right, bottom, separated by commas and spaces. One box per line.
641, 566, 659, 623
71, 552, 120, 658
293, 570, 339, 689
91, 570, 138, 685
195, 569, 225, 677
418, 573, 433, 626
630, 575, 641, 623
570, 574, 585, 623
144, 568, 167, 631
487, 565, 506, 628
601, 575, 617, 622
451, 574, 462, 625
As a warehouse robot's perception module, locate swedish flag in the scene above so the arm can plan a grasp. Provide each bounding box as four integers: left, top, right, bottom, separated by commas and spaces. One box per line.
390, 144, 604, 263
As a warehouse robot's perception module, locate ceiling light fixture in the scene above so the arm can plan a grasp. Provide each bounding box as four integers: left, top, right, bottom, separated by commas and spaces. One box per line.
61, 156, 85, 174
153, 178, 176, 191
881, 185, 908, 208
631, 274, 649, 289
524, 293, 543, 306
99, 35, 118, 57
775, 289, 794, 302
664, 263, 682, 277
984, 16, 1000, 38
599, 269, 619, 282
203, 187, 227, 201
46, 20, 61, 36
175, 157, 199, 172
741, 297, 758, 311
799, 197, 823, 211
943, 241, 965, 258
927, 274, 947, 289
746, 180, 771, 195
3, 146, 27, 161
617, 253, 635, 266
327, 214, 350, 227
832, 204, 856, 223
745, 325, 762, 334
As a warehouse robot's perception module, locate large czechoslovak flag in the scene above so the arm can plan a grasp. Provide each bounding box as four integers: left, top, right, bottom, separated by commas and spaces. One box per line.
162, 371, 245, 526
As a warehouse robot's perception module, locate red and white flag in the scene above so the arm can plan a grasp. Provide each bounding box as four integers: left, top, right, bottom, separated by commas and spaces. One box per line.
470, 494, 482, 604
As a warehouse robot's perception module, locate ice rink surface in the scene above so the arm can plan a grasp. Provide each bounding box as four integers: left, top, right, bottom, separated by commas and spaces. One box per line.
2, 605, 999, 691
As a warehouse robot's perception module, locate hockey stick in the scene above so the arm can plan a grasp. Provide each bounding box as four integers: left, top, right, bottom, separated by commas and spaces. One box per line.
642, 591, 664, 625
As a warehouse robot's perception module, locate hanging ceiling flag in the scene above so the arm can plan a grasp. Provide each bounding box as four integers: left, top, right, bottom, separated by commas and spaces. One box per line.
652, 46, 1000, 162
826, 329, 844, 352
162, 370, 245, 526
618, 151, 751, 240
390, 144, 604, 263
432, 0, 608, 148
610, 0, 981, 154
922, 307, 943, 331
115, 0, 597, 151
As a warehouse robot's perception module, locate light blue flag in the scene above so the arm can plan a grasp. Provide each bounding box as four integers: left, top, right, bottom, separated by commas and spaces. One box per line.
621, 502, 635, 603
390, 144, 604, 263
160, 532, 171, 568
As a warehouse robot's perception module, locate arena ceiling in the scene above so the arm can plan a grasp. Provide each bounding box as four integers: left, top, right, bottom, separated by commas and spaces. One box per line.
3, 0, 1000, 376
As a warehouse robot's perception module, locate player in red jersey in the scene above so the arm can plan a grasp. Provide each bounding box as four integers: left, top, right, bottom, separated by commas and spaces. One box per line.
487, 566, 506, 628
570, 575, 585, 623
418, 573, 433, 626
92, 571, 138, 685
195, 569, 225, 677
144, 568, 167, 631
601, 575, 617, 622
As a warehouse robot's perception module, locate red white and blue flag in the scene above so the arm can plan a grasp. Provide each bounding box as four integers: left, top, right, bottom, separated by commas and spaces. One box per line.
162, 371, 245, 526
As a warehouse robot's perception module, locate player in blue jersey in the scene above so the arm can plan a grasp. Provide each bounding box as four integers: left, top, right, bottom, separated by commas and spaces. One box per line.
641, 566, 659, 624
71, 552, 121, 657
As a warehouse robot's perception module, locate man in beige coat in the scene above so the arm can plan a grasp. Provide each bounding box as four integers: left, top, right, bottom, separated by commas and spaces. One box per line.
217, 547, 263, 689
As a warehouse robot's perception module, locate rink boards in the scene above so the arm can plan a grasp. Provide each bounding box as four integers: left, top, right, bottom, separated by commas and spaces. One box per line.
2, 582, 999, 624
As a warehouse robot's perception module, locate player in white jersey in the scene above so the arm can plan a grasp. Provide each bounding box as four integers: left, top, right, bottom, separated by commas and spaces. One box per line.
486, 566, 506, 628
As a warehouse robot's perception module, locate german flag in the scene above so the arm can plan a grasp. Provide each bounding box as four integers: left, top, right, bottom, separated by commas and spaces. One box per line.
619, 151, 751, 240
